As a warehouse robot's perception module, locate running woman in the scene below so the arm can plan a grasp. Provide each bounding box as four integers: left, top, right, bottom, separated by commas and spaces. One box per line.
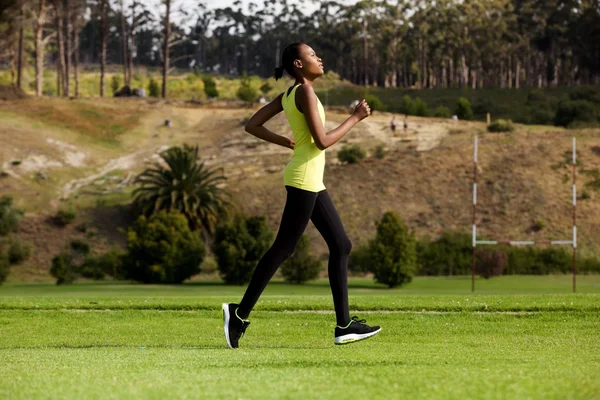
223, 43, 381, 348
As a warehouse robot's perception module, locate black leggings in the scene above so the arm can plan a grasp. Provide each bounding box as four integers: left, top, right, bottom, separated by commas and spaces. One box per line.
238, 186, 351, 326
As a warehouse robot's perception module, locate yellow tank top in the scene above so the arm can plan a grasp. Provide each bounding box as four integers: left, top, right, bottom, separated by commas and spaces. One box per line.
281, 84, 326, 192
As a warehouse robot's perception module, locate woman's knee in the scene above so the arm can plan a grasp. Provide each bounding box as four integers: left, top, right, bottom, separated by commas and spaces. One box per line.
332, 236, 352, 255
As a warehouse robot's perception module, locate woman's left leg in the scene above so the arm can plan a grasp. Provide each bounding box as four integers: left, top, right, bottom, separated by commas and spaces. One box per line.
310, 190, 352, 327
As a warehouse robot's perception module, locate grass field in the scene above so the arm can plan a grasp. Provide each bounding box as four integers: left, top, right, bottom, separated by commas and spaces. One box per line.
1, 276, 599, 399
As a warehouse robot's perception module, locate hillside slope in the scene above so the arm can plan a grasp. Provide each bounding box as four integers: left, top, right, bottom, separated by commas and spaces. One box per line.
1, 98, 599, 282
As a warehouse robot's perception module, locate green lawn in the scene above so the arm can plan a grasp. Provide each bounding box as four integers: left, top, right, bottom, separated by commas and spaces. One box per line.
1, 276, 599, 399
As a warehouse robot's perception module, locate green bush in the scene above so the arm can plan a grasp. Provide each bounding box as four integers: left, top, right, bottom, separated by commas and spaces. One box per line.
374, 145, 386, 159
433, 106, 451, 118
417, 232, 472, 276
213, 213, 273, 285
280, 235, 322, 284
8, 239, 31, 265
487, 119, 515, 132
260, 82, 272, 95
123, 212, 206, 284
400, 95, 415, 115
202, 75, 219, 98
50, 251, 77, 285
365, 94, 386, 112
338, 145, 366, 164
148, 78, 160, 97
0, 247, 9, 284
237, 73, 258, 102
369, 212, 417, 288
348, 244, 371, 274
413, 97, 429, 116
554, 100, 599, 128
476, 247, 507, 279
80, 248, 125, 281
569, 87, 600, 104
455, 97, 474, 120
0, 196, 23, 236
54, 207, 76, 227
580, 256, 600, 273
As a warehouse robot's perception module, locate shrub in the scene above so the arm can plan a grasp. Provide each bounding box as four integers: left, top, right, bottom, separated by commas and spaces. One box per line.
280, 235, 322, 284
0, 196, 23, 236
487, 119, 515, 133
213, 213, 273, 285
364, 94, 385, 112
569, 87, 600, 104
260, 82, 272, 95
50, 251, 77, 285
417, 232, 472, 276
338, 145, 366, 164
80, 248, 125, 280
54, 207, 76, 227
202, 75, 219, 98
0, 248, 9, 284
348, 244, 371, 274
580, 256, 600, 274
400, 95, 415, 115
70, 239, 90, 255
455, 97, 474, 120
433, 106, 451, 118
554, 100, 599, 128
237, 72, 258, 102
148, 78, 160, 97
369, 212, 417, 288
476, 248, 507, 279
374, 145, 386, 159
413, 97, 428, 116
123, 212, 206, 284
111, 75, 120, 95
8, 239, 31, 265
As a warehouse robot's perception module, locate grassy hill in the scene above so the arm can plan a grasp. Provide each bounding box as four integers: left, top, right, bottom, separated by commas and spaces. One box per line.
1, 95, 599, 282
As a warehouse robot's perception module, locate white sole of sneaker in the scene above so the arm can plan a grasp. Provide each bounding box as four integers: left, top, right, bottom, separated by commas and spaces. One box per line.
222, 303, 233, 349
334, 328, 382, 345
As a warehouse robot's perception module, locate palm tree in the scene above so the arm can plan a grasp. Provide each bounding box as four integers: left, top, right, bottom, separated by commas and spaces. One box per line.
132, 144, 230, 236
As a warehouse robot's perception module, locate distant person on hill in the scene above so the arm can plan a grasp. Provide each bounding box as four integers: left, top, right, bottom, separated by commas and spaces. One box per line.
391, 116, 397, 132
222, 43, 381, 349
404, 114, 408, 131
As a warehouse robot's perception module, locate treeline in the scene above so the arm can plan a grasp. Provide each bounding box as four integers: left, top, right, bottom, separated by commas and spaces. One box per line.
1, 0, 599, 99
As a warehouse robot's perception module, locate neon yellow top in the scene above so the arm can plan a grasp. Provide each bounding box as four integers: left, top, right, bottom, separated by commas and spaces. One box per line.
281, 84, 326, 192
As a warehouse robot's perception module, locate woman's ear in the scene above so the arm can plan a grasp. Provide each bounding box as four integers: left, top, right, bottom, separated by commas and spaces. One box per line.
293, 59, 303, 69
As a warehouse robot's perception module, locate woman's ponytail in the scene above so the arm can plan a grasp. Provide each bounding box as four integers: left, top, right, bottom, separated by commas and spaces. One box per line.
274, 66, 285, 80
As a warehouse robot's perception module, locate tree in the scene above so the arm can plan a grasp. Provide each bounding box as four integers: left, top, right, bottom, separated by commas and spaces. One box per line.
132, 144, 230, 236
213, 213, 273, 285
99, 0, 108, 96
280, 235, 322, 284
368, 212, 417, 288
161, 0, 171, 98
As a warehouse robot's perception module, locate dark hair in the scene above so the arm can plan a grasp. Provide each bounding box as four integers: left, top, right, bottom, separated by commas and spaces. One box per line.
274, 42, 304, 81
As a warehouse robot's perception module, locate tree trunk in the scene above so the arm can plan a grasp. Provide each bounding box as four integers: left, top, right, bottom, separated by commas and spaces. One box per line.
119, 0, 128, 86
73, 21, 80, 97
55, 3, 65, 97
17, 4, 25, 89
100, 0, 107, 97
34, 0, 48, 97
162, 0, 171, 98
64, 0, 71, 97
515, 58, 520, 89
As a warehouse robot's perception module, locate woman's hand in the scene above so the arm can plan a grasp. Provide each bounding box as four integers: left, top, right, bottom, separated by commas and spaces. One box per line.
352, 99, 371, 121
288, 137, 296, 150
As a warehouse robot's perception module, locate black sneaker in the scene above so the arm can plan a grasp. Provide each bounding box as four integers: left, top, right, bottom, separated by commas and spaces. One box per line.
222, 303, 250, 349
334, 316, 381, 345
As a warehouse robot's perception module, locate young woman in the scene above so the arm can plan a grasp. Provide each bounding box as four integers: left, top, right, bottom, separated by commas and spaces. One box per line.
222, 43, 381, 348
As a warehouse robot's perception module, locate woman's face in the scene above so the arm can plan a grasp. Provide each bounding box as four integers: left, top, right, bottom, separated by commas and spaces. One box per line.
295, 44, 324, 78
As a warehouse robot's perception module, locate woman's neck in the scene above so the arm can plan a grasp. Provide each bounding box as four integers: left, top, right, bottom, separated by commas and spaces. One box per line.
294, 77, 314, 87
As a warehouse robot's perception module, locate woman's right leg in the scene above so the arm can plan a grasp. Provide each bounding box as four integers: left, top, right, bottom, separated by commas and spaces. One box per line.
237, 186, 317, 319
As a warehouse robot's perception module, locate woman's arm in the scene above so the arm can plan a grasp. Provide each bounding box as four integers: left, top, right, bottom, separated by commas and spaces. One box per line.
296, 85, 370, 150
244, 93, 294, 150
